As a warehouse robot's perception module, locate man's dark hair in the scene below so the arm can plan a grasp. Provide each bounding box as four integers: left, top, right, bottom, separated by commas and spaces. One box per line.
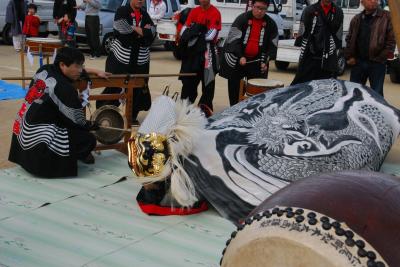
54, 47, 85, 67
27, 3, 38, 12
252, 0, 270, 5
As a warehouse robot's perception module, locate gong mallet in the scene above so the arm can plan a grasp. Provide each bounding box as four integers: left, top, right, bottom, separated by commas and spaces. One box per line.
245, 59, 261, 65
97, 125, 133, 133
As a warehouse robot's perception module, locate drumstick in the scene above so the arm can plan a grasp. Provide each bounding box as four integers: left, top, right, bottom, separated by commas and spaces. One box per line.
98, 126, 133, 133
245, 59, 261, 64
1, 73, 197, 81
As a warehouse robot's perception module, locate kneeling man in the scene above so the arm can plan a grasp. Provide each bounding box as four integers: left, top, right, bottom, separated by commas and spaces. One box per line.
9, 47, 108, 178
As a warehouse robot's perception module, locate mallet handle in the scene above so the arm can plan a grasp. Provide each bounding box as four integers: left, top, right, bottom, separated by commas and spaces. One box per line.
98, 126, 133, 133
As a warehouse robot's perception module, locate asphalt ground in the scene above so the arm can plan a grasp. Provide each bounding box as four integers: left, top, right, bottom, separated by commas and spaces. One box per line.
0, 43, 399, 169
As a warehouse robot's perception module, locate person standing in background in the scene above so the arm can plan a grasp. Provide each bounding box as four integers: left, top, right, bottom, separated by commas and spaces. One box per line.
59, 13, 77, 48
178, 0, 221, 112
345, 0, 395, 96
148, 0, 167, 22
219, 0, 278, 106
6, 0, 26, 52
53, 0, 77, 39
77, 0, 102, 59
291, 0, 343, 85
22, 3, 40, 38
96, 0, 156, 125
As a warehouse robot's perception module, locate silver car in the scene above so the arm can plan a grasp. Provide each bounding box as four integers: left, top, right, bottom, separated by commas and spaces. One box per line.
75, 0, 180, 54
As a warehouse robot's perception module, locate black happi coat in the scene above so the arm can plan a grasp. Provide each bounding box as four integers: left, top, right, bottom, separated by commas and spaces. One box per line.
9, 65, 92, 177
295, 2, 343, 72
219, 11, 278, 79
179, 23, 208, 75
107, 5, 155, 75
179, 23, 219, 86
99, 5, 156, 112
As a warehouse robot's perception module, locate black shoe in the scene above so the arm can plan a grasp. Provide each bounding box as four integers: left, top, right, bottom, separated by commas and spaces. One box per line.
80, 153, 95, 164
131, 120, 140, 127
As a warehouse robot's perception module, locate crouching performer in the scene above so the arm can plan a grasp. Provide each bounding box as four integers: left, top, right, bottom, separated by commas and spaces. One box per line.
9, 47, 109, 178
128, 79, 400, 223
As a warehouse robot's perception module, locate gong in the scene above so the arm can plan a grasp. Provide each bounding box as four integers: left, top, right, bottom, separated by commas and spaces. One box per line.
91, 105, 127, 145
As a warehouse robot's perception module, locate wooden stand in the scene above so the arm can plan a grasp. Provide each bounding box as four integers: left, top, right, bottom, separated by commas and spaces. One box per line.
21, 39, 63, 88
75, 77, 146, 155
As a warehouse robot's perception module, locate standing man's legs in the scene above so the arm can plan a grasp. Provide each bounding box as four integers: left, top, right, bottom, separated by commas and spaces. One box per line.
199, 79, 215, 110
85, 15, 101, 57
292, 58, 334, 85
228, 64, 250, 106
227, 63, 266, 106
291, 58, 320, 85
228, 77, 242, 106
350, 59, 369, 86
367, 61, 386, 96
181, 76, 201, 104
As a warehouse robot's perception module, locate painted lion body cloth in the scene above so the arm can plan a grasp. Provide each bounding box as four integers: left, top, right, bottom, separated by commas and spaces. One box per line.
129, 79, 400, 223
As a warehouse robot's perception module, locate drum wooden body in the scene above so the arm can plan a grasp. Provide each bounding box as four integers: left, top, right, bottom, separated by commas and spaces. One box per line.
25, 37, 63, 54
245, 79, 284, 97
221, 171, 400, 267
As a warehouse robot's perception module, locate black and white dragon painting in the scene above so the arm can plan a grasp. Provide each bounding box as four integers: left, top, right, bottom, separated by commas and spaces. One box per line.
134, 79, 400, 223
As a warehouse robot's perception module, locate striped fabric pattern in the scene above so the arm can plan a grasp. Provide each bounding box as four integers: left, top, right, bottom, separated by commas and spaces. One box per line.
17, 120, 70, 156
224, 52, 238, 68
48, 88, 87, 127
137, 47, 150, 66
110, 39, 131, 65
113, 19, 134, 34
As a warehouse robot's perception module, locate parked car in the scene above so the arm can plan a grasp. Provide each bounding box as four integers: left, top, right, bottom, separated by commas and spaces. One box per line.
0, 0, 57, 45
75, 0, 181, 54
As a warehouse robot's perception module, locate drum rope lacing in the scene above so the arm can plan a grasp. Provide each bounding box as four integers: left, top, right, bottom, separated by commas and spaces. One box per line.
220, 206, 387, 267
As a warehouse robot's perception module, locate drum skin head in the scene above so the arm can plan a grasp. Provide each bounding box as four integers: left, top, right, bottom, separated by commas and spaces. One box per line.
247, 79, 284, 87
245, 79, 284, 96
238, 170, 400, 267
221, 207, 388, 267
91, 105, 126, 145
